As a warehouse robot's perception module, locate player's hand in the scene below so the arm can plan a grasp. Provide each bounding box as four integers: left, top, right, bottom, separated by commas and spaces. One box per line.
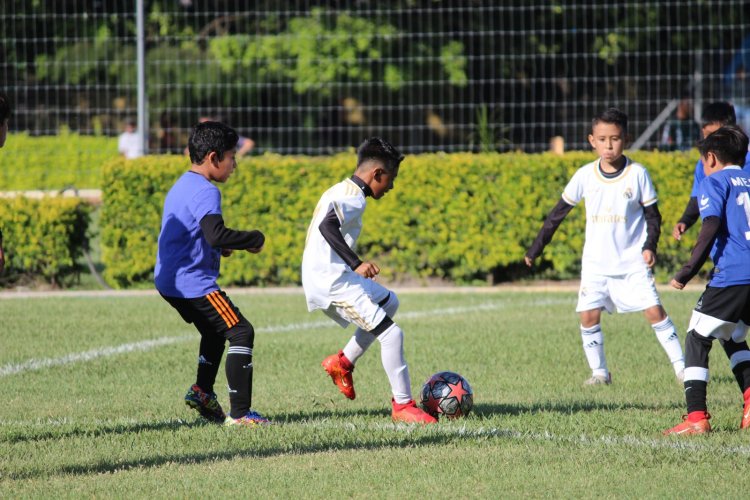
355, 261, 380, 279
221, 248, 233, 257
642, 249, 656, 268
246, 245, 263, 254
672, 222, 687, 241
524, 255, 534, 267
670, 279, 685, 290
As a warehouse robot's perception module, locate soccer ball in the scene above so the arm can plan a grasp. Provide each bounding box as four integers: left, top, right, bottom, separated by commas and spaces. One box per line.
419, 371, 473, 419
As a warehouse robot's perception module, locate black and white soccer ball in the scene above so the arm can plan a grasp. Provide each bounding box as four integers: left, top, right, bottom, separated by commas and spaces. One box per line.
419, 371, 473, 419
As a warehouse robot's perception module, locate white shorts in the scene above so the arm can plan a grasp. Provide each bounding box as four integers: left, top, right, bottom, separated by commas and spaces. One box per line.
322, 272, 391, 331
576, 268, 661, 314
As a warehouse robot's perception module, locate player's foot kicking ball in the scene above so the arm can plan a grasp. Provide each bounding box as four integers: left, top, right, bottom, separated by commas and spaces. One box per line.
322, 350, 356, 400
583, 373, 612, 386
184, 384, 226, 423
224, 410, 272, 427
391, 399, 437, 424
663, 412, 711, 435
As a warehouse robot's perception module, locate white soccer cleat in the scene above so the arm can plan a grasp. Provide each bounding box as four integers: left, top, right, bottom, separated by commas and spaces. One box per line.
583, 373, 612, 386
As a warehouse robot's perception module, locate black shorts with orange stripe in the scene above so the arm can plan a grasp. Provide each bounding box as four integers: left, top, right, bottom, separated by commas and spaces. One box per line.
161, 289, 244, 333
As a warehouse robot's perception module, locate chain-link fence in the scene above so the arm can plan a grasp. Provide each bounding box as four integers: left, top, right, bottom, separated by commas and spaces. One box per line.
2, 0, 749, 156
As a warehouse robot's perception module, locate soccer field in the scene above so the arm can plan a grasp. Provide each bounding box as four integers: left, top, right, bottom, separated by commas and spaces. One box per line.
1, 289, 747, 497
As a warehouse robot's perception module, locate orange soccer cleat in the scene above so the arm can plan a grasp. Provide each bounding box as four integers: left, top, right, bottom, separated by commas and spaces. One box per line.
663, 412, 711, 436
392, 399, 438, 424
321, 350, 356, 400
741, 389, 750, 430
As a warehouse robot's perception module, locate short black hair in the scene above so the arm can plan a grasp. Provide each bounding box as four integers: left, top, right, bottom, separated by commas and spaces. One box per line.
0, 92, 10, 122
701, 101, 736, 128
188, 121, 239, 164
591, 107, 628, 134
356, 137, 404, 173
698, 125, 749, 167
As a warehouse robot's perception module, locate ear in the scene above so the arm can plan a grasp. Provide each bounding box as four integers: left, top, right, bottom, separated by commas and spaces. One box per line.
206, 151, 218, 165
703, 152, 718, 169
587, 134, 595, 148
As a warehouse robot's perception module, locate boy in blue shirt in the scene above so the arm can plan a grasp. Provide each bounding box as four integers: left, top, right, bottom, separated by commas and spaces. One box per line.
155, 121, 269, 426
665, 125, 750, 435
672, 101, 750, 240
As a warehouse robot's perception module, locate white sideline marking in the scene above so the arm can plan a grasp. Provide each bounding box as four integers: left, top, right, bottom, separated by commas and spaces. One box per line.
1, 418, 747, 456
0, 298, 569, 378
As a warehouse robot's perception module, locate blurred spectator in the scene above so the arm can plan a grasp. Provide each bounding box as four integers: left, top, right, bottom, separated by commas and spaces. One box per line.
118, 118, 144, 159
660, 99, 700, 151
184, 116, 255, 158
724, 34, 750, 134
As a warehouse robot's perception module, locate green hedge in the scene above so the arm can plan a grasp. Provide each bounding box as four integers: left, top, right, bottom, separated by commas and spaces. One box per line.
0, 197, 91, 285
0, 132, 118, 190
100, 150, 700, 288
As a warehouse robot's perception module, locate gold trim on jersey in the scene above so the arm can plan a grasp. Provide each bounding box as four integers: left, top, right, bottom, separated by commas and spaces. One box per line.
594, 157, 632, 184
640, 196, 658, 207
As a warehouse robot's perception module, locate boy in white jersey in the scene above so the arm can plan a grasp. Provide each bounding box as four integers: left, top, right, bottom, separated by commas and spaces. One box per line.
525, 108, 685, 385
302, 137, 436, 424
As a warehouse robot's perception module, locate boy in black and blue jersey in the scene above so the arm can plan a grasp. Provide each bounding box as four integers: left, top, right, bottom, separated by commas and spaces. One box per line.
665, 125, 750, 435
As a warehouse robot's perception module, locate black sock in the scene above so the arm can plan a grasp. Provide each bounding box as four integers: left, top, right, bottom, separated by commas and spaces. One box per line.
721, 339, 750, 393
685, 380, 708, 414
196, 335, 224, 394
226, 345, 253, 419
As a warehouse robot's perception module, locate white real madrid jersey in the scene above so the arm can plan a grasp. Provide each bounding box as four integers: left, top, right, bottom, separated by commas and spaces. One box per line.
561, 157, 657, 275
302, 178, 366, 310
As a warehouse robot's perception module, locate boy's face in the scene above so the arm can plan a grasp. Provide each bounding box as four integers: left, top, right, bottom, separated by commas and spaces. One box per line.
588, 122, 625, 163
211, 149, 237, 183
701, 122, 722, 139
370, 163, 398, 199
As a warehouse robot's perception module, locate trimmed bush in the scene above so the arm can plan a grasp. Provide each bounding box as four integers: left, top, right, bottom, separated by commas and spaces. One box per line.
100, 150, 699, 288
0, 132, 118, 190
0, 197, 91, 285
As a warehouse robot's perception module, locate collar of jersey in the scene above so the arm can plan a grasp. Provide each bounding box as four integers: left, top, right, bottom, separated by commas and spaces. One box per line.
595, 156, 631, 183
349, 175, 373, 197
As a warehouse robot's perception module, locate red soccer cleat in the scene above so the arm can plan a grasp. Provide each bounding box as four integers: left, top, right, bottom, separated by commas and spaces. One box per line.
321, 350, 356, 400
741, 388, 750, 430
663, 411, 711, 436
392, 399, 438, 424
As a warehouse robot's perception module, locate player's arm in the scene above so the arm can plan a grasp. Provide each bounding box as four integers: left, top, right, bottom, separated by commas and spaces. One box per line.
318, 207, 363, 271
673, 197, 700, 238
525, 198, 575, 266
642, 203, 661, 267
671, 216, 720, 288
199, 214, 265, 251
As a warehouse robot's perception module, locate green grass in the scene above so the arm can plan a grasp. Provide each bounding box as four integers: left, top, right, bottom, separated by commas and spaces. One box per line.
1, 290, 748, 498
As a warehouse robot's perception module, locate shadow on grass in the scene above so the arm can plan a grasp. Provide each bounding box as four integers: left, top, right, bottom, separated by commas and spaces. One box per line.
472, 399, 684, 418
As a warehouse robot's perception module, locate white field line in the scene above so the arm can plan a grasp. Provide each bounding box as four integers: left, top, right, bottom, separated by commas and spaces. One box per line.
1, 417, 747, 457
0, 298, 570, 378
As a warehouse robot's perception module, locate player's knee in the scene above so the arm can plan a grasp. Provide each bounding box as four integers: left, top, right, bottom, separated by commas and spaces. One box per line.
379, 292, 399, 318
228, 320, 254, 348
370, 315, 395, 337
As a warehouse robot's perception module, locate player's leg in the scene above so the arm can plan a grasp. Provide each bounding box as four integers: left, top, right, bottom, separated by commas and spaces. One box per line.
643, 304, 685, 381
610, 269, 685, 380
579, 308, 610, 385
160, 293, 227, 423
665, 286, 749, 434
577, 272, 613, 385
342, 290, 398, 364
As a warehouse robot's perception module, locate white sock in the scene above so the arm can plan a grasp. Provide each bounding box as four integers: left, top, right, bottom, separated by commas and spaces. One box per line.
342, 328, 377, 365
652, 317, 685, 374
342, 293, 399, 365
378, 323, 411, 404
581, 324, 608, 377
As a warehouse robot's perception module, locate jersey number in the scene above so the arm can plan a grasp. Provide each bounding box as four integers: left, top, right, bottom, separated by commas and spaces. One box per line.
737, 192, 750, 240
